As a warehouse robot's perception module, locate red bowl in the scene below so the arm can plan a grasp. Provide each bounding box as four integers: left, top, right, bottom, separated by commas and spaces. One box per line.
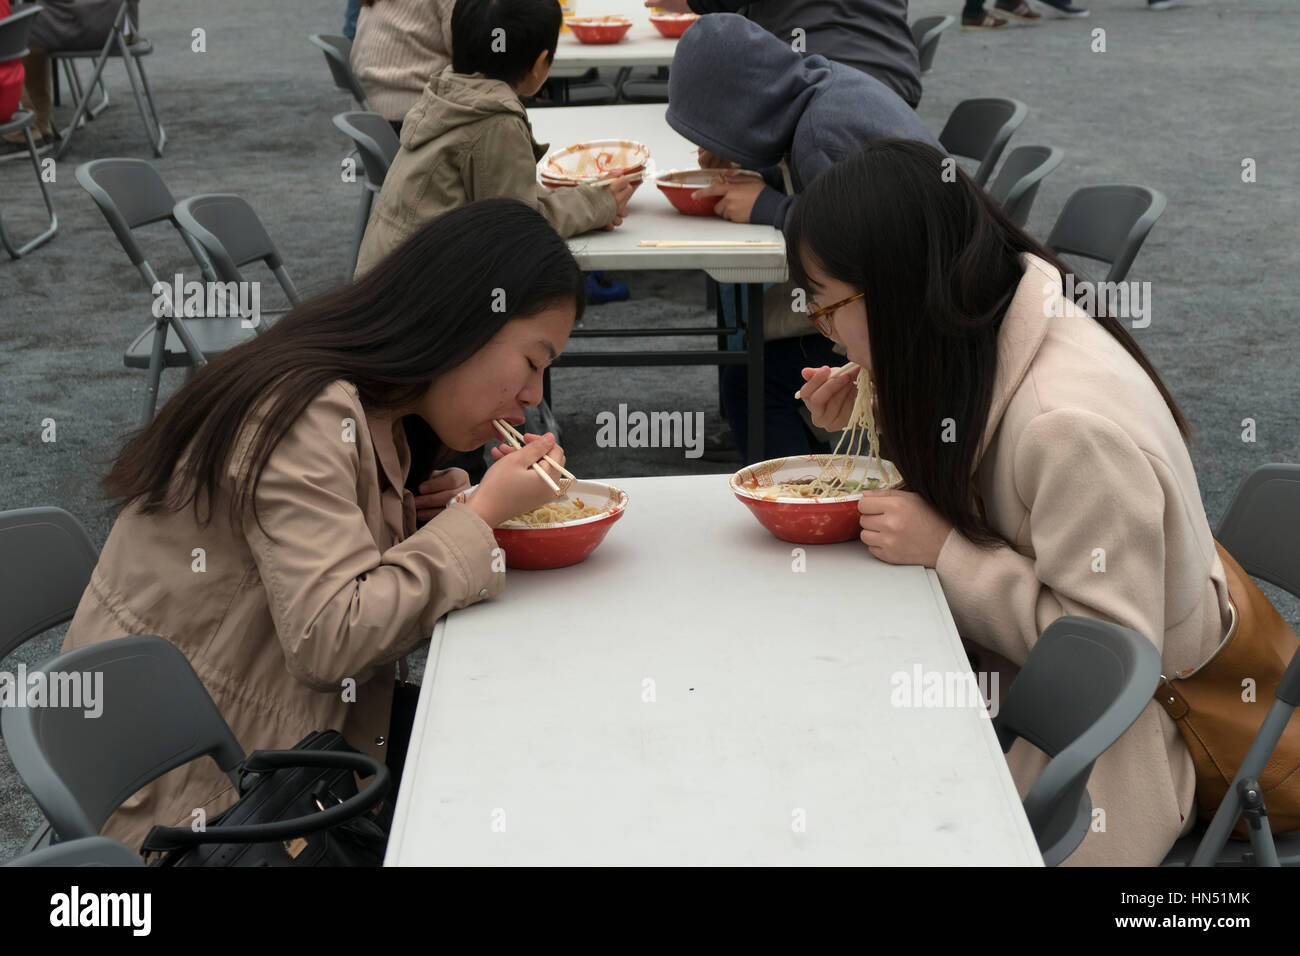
654, 168, 762, 216
649, 13, 698, 37
730, 455, 900, 545
455, 481, 629, 570
567, 16, 633, 43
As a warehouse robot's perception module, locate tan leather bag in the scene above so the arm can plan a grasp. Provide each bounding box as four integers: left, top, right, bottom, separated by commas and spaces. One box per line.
1155, 542, 1300, 837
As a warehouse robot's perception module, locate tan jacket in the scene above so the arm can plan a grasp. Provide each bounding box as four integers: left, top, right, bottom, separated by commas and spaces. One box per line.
935, 254, 1231, 866
351, 0, 457, 124
354, 69, 616, 277
62, 381, 504, 851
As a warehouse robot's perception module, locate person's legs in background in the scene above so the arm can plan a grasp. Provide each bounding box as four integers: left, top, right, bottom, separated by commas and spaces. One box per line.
1, 48, 52, 151
722, 333, 841, 464
961, 0, 1008, 29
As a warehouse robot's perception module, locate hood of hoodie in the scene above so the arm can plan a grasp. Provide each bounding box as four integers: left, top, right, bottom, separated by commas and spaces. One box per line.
404, 68, 547, 160
666, 13, 833, 169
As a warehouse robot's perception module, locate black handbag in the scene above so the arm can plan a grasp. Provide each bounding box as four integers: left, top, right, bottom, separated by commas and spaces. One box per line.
139, 730, 392, 867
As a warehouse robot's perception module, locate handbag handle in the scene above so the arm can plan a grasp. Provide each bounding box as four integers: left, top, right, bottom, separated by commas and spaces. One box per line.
140, 749, 391, 852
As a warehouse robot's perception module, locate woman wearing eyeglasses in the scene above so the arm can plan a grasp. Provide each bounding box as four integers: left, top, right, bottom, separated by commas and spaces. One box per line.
791, 139, 1232, 866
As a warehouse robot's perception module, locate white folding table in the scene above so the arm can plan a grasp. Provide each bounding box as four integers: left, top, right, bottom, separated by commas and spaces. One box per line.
529, 103, 787, 460
385, 474, 1044, 866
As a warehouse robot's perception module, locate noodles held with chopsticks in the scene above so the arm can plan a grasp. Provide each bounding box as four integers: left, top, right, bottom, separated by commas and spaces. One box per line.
758, 366, 886, 500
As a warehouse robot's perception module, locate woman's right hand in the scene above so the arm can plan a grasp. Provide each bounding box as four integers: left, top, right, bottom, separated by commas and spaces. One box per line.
799, 366, 858, 432
466, 432, 568, 527
697, 148, 739, 170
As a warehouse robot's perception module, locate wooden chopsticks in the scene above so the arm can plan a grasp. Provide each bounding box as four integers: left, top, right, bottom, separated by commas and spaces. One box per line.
492, 419, 575, 496
794, 361, 860, 400
635, 240, 783, 247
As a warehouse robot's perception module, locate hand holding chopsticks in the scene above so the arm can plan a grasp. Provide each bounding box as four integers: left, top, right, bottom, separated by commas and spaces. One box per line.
794, 361, 860, 400
492, 419, 575, 496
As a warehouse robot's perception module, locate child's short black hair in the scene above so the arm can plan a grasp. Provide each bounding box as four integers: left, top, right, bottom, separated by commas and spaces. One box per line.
452, 0, 562, 86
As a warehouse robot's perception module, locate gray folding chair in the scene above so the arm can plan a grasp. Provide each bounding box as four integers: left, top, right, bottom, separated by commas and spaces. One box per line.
2, 634, 247, 851
309, 33, 370, 110
0, 4, 58, 258
1162, 464, 1300, 867
173, 194, 302, 309
993, 615, 1161, 866
0, 507, 97, 664
332, 111, 399, 269
77, 159, 256, 424
51, 0, 165, 159
938, 97, 1028, 187
911, 15, 954, 75
987, 145, 1064, 229
5, 835, 144, 866
1045, 184, 1167, 284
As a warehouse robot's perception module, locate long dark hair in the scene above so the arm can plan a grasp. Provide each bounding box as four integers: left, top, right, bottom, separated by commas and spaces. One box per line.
787, 139, 1188, 547
104, 198, 584, 530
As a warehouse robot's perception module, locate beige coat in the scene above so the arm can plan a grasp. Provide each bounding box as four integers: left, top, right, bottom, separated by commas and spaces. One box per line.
354, 69, 615, 277
351, 0, 457, 124
934, 254, 1231, 865
62, 381, 504, 851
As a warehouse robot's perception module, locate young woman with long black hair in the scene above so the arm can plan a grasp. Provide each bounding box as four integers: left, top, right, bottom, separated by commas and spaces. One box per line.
62, 199, 580, 851
791, 140, 1232, 866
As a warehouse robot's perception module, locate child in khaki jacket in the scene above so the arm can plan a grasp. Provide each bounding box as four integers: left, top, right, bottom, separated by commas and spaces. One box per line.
355, 0, 635, 277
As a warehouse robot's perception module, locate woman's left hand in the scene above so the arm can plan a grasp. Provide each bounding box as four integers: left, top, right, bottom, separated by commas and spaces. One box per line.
858, 489, 953, 568
414, 467, 471, 523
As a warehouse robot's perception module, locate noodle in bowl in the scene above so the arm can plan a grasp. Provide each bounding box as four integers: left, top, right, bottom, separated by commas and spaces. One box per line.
454, 480, 629, 570
731, 454, 901, 544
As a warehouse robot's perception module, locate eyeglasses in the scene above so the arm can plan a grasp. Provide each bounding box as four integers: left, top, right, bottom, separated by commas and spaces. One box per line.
806, 292, 865, 338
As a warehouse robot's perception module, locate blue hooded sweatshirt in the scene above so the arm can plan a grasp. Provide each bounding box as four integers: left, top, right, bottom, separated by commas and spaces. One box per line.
665, 13, 944, 232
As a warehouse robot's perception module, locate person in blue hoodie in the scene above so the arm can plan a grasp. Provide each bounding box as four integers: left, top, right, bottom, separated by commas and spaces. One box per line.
665, 13, 944, 463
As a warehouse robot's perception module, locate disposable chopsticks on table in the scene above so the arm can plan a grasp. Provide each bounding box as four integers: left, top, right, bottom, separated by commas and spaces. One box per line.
794, 361, 861, 400
492, 419, 575, 496
636, 240, 783, 247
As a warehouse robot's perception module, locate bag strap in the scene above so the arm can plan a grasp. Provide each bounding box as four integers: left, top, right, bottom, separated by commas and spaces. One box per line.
139, 749, 390, 853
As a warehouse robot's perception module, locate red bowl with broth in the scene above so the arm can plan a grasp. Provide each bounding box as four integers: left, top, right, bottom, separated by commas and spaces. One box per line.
455, 480, 629, 570
566, 15, 633, 43
654, 168, 763, 216
649, 12, 698, 37
730, 455, 900, 545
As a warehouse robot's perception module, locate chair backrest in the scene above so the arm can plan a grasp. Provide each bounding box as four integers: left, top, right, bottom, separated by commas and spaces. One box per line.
1045, 184, 1166, 284
5, 835, 144, 866
910, 15, 954, 74
938, 97, 1028, 187
76, 158, 217, 287
173, 193, 301, 305
1, 634, 246, 841
333, 111, 400, 190
0, 507, 98, 663
987, 145, 1064, 229
0, 4, 41, 63
1217, 464, 1300, 600
993, 616, 1161, 866
308, 33, 370, 109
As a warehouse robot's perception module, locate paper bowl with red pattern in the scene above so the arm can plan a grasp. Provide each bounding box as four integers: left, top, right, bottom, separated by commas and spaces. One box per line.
654, 168, 763, 215
730, 455, 901, 544
565, 15, 633, 43
541, 139, 650, 184
648, 12, 698, 37
455, 480, 629, 570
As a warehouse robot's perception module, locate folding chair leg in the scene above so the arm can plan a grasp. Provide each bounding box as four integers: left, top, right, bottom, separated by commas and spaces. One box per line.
117, 35, 163, 157
0, 129, 59, 259
63, 59, 109, 119
54, 40, 116, 159
121, 37, 165, 156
